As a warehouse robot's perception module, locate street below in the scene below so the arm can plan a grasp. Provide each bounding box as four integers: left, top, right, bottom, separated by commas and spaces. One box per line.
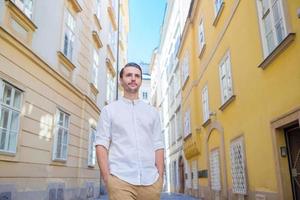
98, 192, 199, 200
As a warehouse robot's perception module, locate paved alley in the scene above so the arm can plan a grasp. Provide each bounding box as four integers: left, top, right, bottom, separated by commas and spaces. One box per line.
98, 192, 199, 200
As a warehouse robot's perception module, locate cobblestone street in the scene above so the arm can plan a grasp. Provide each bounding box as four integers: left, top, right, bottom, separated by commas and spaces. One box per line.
98, 192, 199, 200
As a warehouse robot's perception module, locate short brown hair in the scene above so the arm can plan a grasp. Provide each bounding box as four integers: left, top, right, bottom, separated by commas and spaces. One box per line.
119, 62, 142, 78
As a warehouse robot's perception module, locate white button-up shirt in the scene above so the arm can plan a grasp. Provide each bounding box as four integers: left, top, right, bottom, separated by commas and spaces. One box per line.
95, 97, 164, 186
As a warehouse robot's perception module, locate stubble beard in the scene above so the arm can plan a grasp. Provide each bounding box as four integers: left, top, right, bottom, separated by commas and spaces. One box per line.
126, 86, 139, 94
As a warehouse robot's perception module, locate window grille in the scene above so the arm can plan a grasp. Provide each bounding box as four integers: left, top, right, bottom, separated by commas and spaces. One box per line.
230, 138, 247, 194
210, 149, 221, 191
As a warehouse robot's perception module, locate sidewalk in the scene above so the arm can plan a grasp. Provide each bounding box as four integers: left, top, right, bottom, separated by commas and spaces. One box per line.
97, 192, 200, 200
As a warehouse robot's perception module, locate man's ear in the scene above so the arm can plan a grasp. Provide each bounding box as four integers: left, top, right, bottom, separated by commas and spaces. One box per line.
119, 78, 123, 86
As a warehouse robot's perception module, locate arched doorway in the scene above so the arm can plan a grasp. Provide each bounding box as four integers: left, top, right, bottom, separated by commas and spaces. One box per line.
178, 155, 185, 193
206, 122, 228, 200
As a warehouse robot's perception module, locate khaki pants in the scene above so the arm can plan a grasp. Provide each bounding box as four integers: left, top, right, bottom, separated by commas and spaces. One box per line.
107, 175, 163, 200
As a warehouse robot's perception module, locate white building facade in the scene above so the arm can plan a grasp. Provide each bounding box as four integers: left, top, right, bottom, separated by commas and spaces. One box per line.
150, 0, 192, 194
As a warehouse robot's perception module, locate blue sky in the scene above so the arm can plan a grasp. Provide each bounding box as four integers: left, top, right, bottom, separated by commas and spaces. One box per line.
127, 0, 166, 64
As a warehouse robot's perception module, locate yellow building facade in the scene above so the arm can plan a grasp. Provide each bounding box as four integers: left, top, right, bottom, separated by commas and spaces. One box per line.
178, 0, 300, 199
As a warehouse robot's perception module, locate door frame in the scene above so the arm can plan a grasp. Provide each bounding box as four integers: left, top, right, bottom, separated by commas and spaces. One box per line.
284, 125, 300, 200
178, 155, 185, 193
271, 107, 300, 200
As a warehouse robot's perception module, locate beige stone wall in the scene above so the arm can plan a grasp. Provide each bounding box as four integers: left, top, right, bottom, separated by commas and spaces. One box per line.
0, 25, 101, 199
0, 0, 113, 199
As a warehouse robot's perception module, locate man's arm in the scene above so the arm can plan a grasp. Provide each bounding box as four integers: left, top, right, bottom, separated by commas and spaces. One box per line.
95, 107, 111, 186
96, 145, 110, 185
155, 149, 164, 178
153, 110, 165, 178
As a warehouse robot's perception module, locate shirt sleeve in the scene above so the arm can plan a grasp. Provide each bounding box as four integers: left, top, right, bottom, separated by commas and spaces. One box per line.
95, 106, 111, 150
153, 110, 165, 151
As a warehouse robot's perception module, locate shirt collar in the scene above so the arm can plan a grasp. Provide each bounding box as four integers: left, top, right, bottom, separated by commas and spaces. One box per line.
121, 96, 141, 105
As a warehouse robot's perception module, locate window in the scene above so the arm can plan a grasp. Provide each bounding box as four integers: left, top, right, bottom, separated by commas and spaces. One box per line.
106, 72, 115, 102
230, 138, 247, 194
168, 78, 175, 105
142, 92, 148, 100
198, 20, 206, 53
183, 110, 191, 138
92, 50, 99, 87
96, 0, 101, 19
108, 23, 117, 57
214, 0, 223, 15
170, 116, 175, 145
12, 0, 33, 19
174, 68, 181, 96
63, 9, 76, 61
210, 149, 221, 191
256, 0, 287, 56
202, 85, 209, 122
53, 110, 70, 161
219, 52, 233, 104
181, 52, 189, 87
88, 127, 96, 167
0, 80, 22, 154
175, 108, 182, 140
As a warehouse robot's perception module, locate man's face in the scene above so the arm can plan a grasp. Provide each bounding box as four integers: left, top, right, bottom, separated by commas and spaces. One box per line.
120, 66, 142, 94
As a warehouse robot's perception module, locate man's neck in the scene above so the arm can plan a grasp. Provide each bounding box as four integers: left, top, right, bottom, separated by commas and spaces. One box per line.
123, 93, 139, 101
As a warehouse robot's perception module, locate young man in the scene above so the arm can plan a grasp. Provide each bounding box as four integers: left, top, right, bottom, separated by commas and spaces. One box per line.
95, 62, 164, 200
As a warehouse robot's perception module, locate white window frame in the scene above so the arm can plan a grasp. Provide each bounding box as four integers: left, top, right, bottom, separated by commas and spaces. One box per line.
96, 0, 101, 19
198, 19, 206, 54
214, 0, 224, 15
210, 149, 221, 191
219, 51, 233, 104
183, 110, 191, 138
52, 109, 70, 161
175, 108, 182, 140
88, 127, 96, 167
0, 80, 22, 154
170, 116, 176, 145
92, 50, 99, 87
256, 0, 288, 57
12, 0, 33, 19
169, 78, 174, 104
181, 52, 190, 87
202, 85, 210, 122
109, 23, 117, 57
106, 72, 115, 103
174, 67, 181, 96
62, 9, 76, 61
230, 137, 247, 194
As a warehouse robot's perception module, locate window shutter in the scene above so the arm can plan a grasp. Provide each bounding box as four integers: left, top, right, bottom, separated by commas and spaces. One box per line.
226, 57, 233, 96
